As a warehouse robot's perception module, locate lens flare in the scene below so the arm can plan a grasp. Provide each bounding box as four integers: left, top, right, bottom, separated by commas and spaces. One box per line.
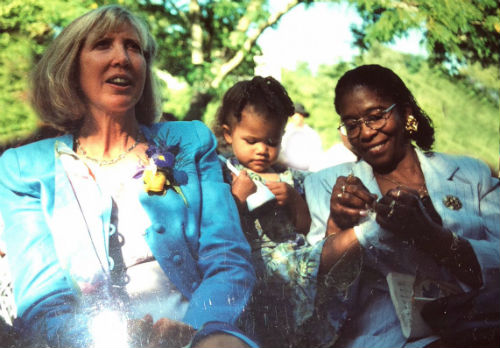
89, 310, 129, 348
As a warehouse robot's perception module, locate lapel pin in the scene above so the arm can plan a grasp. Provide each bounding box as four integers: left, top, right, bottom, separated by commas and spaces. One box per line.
443, 195, 462, 210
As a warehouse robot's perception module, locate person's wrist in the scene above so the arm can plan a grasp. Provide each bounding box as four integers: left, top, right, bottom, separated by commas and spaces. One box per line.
331, 213, 352, 230
326, 215, 343, 236
231, 191, 246, 205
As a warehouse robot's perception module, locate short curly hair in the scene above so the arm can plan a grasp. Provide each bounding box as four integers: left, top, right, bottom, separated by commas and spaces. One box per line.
30, 5, 160, 133
334, 64, 435, 151
213, 76, 294, 153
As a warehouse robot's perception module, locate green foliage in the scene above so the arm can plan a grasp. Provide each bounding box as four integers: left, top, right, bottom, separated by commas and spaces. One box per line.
0, 0, 276, 140
110, 0, 265, 88
160, 80, 193, 120
0, 0, 92, 143
349, 0, 500, 68
279, 45, 499, 172
1, 0, 498, 159
458, 63, 500, 106
0, 30, 37, 141
281, 62, 339, 149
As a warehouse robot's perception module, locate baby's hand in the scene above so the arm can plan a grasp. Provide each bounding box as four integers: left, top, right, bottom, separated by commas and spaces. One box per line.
231, 170, 257, 204
265, 181, 295, 206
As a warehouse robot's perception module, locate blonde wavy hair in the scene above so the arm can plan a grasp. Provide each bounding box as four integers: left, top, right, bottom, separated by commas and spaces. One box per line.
30, 5, 160, 132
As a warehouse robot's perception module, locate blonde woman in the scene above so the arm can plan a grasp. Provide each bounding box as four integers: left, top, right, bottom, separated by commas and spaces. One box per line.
0, 5, 255, 347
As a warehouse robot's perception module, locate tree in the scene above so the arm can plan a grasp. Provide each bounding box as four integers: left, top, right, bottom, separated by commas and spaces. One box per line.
347, 0, 500, 69
281, 45, 499, 170
1, 0, 499, 142
114, 0, 310, 120
133, 0, 310, 120
0, 0, 93, 142
0, 0, 310, 142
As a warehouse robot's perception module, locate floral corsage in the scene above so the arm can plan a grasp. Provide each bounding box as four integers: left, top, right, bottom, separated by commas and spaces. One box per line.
137, 143, 188, 206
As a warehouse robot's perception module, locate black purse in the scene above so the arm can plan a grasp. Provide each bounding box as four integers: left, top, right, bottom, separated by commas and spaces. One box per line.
421, 287, 500, 348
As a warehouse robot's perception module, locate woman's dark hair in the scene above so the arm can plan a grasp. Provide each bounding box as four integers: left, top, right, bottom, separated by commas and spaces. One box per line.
213, 76, 294, 152
334, 64, 435, 150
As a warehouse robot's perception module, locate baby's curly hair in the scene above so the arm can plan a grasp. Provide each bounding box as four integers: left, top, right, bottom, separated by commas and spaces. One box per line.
213, 76, 294, 154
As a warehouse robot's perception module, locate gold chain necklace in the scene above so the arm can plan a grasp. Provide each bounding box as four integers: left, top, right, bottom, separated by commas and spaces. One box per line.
75, 136, 141, 166
376, 174, 429, 198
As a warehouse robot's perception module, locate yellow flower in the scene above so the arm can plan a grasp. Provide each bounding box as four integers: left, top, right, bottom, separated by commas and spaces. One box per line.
143, 169, 168, 194
142, 168, 188, 206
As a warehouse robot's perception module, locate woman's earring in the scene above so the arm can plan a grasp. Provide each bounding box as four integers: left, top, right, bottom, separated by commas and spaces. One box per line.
405, 115, 418, 135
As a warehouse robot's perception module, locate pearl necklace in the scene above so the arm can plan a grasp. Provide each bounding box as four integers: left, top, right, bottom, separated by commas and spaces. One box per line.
75, 136, 141, 166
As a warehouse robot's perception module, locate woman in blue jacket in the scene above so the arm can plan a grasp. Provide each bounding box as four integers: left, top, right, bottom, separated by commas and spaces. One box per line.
0, 5, 255, 347
305, 64, 499, 348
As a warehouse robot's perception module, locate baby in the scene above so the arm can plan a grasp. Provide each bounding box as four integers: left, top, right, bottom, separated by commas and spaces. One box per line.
213, 76, 339, 348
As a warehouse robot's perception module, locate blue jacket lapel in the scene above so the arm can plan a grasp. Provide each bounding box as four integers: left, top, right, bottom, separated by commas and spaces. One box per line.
416, 150, 465, 229
50, 137, 112, 288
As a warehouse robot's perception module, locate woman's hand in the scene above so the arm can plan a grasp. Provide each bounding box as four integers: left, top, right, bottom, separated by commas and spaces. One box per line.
330, 175, 377, 230
128, 314, 154, 347
230, 170, 256, 205
127, 315, 196, 348
148, 317, 196, 348
375, 187, 483, 288
374, 187, 442, 248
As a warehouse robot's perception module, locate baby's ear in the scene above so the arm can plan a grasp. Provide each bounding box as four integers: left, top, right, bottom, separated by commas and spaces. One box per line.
222, 124, 232, 144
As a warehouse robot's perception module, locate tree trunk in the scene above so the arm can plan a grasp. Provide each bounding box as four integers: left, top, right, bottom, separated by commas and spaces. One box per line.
182, 0, 301, 121
210, 0, 300, 89
189, 0, 204, 65
183, 91, 214, 121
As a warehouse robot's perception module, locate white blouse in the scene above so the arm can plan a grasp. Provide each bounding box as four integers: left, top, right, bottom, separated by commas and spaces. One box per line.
63, 156, 189, 322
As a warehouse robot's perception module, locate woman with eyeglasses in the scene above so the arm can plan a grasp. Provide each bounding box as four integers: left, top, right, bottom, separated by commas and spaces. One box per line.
304, 65, 499, 347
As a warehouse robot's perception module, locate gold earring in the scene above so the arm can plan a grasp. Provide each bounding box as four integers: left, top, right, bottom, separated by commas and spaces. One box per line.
405, 115, 418, 135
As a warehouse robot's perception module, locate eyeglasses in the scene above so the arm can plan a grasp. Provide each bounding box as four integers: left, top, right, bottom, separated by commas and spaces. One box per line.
338, 104, 397, 138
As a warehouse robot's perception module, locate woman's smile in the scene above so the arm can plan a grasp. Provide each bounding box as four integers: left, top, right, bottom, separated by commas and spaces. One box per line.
105, 74, 134, 89
363, 139, 389, 156
339, 87, 407, 171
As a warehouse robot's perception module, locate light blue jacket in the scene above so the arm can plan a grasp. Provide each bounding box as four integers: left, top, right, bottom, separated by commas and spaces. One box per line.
305, 149, 499, 347
0, 121, 255, 346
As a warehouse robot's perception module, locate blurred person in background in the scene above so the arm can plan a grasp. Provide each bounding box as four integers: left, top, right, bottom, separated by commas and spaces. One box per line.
279, 102, 323, 171
309, 128, 357, 172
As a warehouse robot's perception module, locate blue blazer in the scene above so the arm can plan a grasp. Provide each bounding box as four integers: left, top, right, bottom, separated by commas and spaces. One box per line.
304, 149, 500, 347
0, 121, 255, 346
306, 149, 499, 284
